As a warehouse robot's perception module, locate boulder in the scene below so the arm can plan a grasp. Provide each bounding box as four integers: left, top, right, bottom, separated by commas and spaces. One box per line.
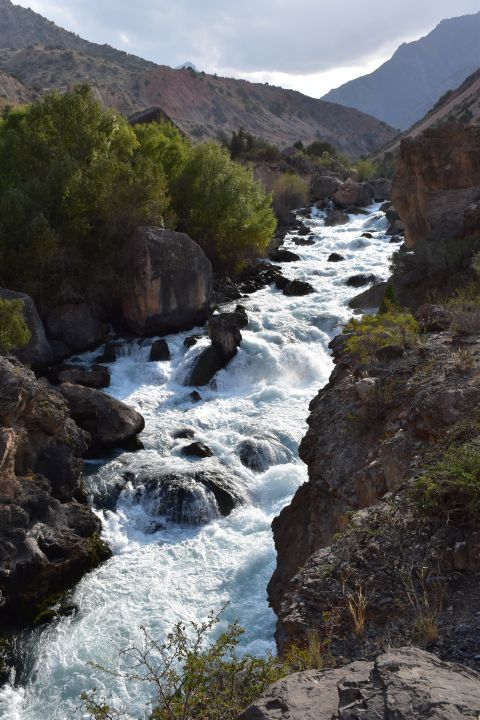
184, 334, 204, 349
282, 280, 315, 296
208, 311, 248, 360
121, 227, 212, 334
47, 303, 105, 353
327, 253, 345, 262
181, 442, 213, 459
332, 178, 374, 209
346, 273, 378, 288
361, 232, 373, 238
324, 209, 349, 227
240, 648, 480, 720
172, 428, 195, 440
348, 281, 388, 310
310, 174, 342, 203
370, 177, 391, 201
95, 340, 126, 364
414, 303, 452, 332
57, 364, 110, 389
237, 437, 290, 472
149, 339, 171, 362
131, 469, 245, 523
59, 383, 145, 457
187, 345, 225, 386
292, 236, 315, 246
268, 248, 300, 262
0, 288, 53, 368
391, 124, 480, 247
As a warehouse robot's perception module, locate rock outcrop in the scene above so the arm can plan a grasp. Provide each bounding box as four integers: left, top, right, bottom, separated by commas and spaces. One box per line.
187, 310, 248, 386
121, 227, 212, 335
268, 327, 480, 667
60, 383, 145, 457
0, 288, 53, 368
240, 648, 480, 720
47, 303, 106, 353
332, 179, 374, 209
391, 124, 480, 247
0, 357, 110, 624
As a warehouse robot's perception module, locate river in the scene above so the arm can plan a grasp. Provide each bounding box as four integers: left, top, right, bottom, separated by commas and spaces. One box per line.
0, 203, 393, 719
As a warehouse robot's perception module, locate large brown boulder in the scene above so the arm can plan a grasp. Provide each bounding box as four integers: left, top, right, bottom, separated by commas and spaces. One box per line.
240, 648, 480, 720
391, 124, 480, 247
59, 383, 145, 457
0, 288, 53, 368
310, 173, 342, 203
47, 303, 106, 353
121, 227, 213, 335
332, 178, 374, 208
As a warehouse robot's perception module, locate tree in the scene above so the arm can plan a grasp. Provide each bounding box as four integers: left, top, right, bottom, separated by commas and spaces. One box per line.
133, 120, 190, 184
172, 142, 276, 271
0, 298, 31, 354
0, 85, 171, 308
305, 140, 336, 157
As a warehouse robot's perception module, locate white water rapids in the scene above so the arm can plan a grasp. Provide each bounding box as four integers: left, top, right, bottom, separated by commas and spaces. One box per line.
0, 204, 393, 719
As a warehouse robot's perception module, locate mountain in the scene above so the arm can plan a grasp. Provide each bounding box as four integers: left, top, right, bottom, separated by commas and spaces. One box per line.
0, 68, 37, 107
372, 68, 480, 163
323, 12, 480, 130
0, 0, 397, 158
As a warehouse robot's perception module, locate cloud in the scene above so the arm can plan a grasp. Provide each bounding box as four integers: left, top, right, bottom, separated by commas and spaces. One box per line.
13, 0, 480, 92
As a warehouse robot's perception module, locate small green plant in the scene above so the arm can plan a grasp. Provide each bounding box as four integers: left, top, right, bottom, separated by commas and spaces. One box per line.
413, 440, 480, 522
343, 309, 418, 362
0, 297, 31, 353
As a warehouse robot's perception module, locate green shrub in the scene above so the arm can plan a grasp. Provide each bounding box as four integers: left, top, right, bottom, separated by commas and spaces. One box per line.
353, 159, 375, 181
0, 297, 31, 353
272, 173, 309, 222
172, 142, 276, 272
414, 441, 480, 522
80, 610, 334, 720
343, 309, 418, 362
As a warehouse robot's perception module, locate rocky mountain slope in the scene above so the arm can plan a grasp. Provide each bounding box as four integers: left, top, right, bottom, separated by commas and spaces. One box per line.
372, 69, 480, 163
323, 12, 480, 130
0, 67, 37, 107
0, 0, 397, 157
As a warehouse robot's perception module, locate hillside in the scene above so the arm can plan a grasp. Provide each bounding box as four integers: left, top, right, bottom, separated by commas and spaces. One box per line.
323, 12, 480, 130
0, 1, 397, 158
371, 68, 480, 163
0, 67, 37, 107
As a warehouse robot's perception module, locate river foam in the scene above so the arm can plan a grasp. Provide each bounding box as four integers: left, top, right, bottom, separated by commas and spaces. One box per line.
0, 205, 393, 719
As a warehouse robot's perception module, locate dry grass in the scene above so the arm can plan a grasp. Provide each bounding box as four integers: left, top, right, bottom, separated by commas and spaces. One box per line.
402, 566, 445, 645
346, 587, 367, 638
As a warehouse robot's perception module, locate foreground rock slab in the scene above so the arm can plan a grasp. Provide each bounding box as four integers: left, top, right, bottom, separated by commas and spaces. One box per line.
240, 647, 480, 720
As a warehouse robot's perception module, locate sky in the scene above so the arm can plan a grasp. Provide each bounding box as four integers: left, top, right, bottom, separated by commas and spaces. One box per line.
13, 0, 480, 97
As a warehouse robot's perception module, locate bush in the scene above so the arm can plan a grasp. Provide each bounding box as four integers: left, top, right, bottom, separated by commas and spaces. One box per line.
353, 159, 375, 181
272, 173, 309, 222
447, 282, 480, 335
172, 142, 276, 272
0, 297, 31, 353
343, 309, 418, 362
80, 610, 334, 720
414, 441, 480, 522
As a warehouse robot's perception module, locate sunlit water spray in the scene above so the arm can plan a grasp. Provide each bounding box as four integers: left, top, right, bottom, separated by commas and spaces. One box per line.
0, 205, 393, 719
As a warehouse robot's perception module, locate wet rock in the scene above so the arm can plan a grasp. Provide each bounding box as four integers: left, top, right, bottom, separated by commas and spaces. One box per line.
95, 340, 125, 364
190, 390, 201, 402
324, 209, 349, 227
0, 287, 53, 368
282, 280, 315, 296
268, 247, 300, 262
361, 232, 373, 238
327, 253, 345, 262
47, 303, 105, 353
181, 442, 213, 459
133, 469, 245, 523
186, 346, 225, 386
297, 226, 311, 237
184, 335, 203, 349
274, 275, 290, 290
237, 437, 290, 472
57, 364, 110, 389
240, 648, 480, 720
389, 234, 404, 243
292, 236, 315, 246
59, 383, 145, 457
370, 177, 391, 202
346, 273, 379, 288
208, 311, 248, 360
348, 282, 388, 310
173, 428, 195, 440
149, 339, 171, 362
121, 226, 213, 334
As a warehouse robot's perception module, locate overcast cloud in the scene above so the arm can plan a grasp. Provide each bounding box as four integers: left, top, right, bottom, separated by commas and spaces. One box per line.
13, 0, 480, 96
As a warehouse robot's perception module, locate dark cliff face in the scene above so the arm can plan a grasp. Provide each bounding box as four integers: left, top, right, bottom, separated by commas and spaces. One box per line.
0, 357, 111, 625
268, 330, 480, 669
391, 124, 480, 247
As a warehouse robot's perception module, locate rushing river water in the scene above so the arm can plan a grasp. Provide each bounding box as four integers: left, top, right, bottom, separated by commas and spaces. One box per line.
0, 204, 393, 719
